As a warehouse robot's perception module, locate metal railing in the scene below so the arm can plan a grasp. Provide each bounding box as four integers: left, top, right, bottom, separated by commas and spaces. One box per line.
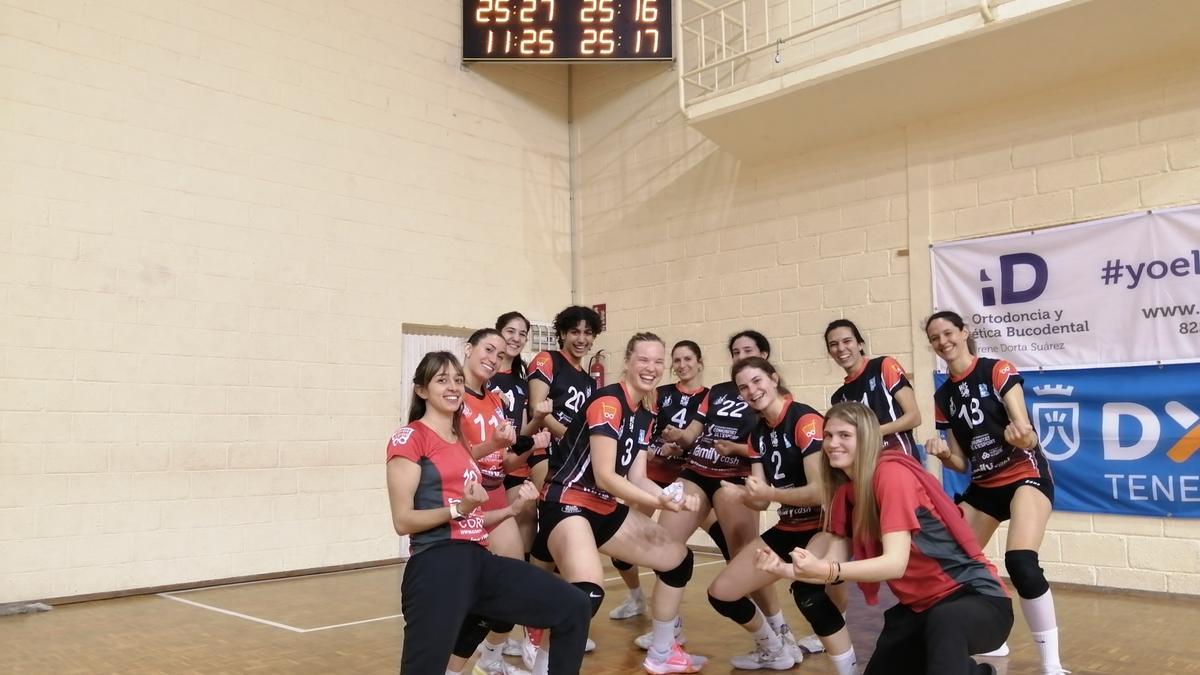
677, 0, 1014, 110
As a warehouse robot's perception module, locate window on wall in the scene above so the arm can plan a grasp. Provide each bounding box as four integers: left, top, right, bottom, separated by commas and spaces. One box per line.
397, 325, 471, 558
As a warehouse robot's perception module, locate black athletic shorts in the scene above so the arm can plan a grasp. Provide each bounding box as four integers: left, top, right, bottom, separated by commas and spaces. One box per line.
957, 451, 1054, 522
760, 526, 819, 561
679, 469, 745, 505
531, 501, 630, 563
503, 474, 527, 491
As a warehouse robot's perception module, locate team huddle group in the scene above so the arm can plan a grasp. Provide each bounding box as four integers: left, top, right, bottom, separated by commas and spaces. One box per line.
385, 305, 1069, 675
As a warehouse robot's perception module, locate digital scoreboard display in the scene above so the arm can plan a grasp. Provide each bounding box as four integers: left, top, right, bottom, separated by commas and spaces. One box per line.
463, 0, 672, 61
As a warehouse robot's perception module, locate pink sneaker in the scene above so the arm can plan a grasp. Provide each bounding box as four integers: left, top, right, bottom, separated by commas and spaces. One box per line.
642, 642, 707, 674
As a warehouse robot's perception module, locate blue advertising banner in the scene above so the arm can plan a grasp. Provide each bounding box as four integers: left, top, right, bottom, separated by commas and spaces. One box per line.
936, 362, 1200, 518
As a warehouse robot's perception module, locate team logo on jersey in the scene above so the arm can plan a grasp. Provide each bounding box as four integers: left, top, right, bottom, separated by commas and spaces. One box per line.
390, 427, 413, 446
561, 505, 581, 514
712, 394, 729, 406
979, 384, 990, 398
959, 382, 971, 397
664, 395, 673, 407
681, 395, 690, 405
494, 406, 506, 420
602, 402, 618, 420
638, 429, 647, 444
802, 419, 818, 439
869, 377, 877, 392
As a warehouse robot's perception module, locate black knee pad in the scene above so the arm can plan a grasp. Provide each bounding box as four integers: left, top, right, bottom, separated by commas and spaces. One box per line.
791, 582, 845, 637
612, 557, 634, 572
707, 592, 756, 625
451, 615, 491, 658
572, 581, 605, 617
707, 522, 731, 561
1005, 549, 1049, 599
655, 548, 694, 589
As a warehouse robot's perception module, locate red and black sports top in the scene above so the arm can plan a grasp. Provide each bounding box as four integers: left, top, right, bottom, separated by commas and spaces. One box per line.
386, 421, 487, 555
542, 382, 655, 515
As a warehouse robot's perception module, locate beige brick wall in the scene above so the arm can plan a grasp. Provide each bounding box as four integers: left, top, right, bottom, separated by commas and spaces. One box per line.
574, 60, 1200, 593
0, 1, 570, 602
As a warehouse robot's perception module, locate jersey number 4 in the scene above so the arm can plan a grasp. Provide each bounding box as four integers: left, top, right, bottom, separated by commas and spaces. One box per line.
670, 408, 688, 428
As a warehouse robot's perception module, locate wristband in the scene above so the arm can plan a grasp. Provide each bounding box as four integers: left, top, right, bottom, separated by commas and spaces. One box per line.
509, 435, 534, 454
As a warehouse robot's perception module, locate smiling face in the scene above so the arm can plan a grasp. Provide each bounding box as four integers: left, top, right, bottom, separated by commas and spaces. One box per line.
926, 318, 972, 367
560, 320, 595, 361
823, 416, 858, 471
734, 365, 779, 412
464, 334, 507, 385
626, 339, 666, 396
672, 346, 701, 383
499, 317, 529, 359
729, 336, 766, 365
826, 326, 865, 373
416, 364, 465, 416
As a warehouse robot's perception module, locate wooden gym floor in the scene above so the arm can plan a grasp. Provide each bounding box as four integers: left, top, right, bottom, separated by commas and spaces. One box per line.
2, 551, 1198, 674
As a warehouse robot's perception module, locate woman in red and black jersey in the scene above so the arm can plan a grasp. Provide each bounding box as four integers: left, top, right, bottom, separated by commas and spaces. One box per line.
610, 341, 715, 626
759, 402, 1013, 675
924, 311, 1065, 674
644, 332, 797, 660
530, 333, 708, 675
824, 319, 923, 460
447, 328, 548, 675
706, 357, 845, 672
488, 312, 552, 552
527, 306, 602, 487
385, 352, 589, 675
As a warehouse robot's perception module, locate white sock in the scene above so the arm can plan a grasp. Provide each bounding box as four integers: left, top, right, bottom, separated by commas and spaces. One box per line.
830, 647, 857, 675
629, 586, 644, 602
1031, 628, 1062, 673
764, 611, 786, 634
533, 647, 549, 675
650, 617, 678, 653
1020, 590, 1061, 671
751, 618, 784, 653
478, 638, 504, 665
445, 670, 462, 675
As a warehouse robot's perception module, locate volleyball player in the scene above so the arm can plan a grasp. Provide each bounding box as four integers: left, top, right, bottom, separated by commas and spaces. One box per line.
924, 311, 1066, 675
445, 329, 542, 675
705, 357, 853, 673
824, 319, 923, 459
386, 352, 590, 675
759, 401, 1012, 675
530, 333, 707, 675
642, 331, 801, 659
609, 340, 713, 623
527, 306, 602, 485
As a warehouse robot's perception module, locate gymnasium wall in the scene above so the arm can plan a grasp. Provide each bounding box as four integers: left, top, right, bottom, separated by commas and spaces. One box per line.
573, 60, 1200, 595
0, 1, 571, 602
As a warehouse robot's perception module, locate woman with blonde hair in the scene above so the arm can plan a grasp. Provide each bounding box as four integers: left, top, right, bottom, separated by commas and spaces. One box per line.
757, 402, 1012, 675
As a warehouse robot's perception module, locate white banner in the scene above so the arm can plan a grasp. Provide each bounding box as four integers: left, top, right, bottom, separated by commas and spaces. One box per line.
931, 204, 1200, 371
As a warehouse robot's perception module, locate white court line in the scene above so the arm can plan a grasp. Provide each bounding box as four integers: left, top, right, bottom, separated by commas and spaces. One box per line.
158, 592, 307, 633
160, 550, 727, 633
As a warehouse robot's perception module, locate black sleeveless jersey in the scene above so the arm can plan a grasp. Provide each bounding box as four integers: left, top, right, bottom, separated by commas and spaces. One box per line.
687, 381, 758, 479
528, 350, 595, 457
831, 356, 917, 457
543, 382, 655, 514
934, 357, 1043, 488
488, 367, 528, 427
648, 383, 708, 462
749, 399, 824, 531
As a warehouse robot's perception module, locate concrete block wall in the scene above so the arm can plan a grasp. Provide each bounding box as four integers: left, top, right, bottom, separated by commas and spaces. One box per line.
573, 59, 1200, 594
0, 0, 570, 602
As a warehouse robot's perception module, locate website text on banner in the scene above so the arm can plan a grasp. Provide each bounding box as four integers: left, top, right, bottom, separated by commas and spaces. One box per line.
936, 363, 1200, 518
931, 205, 1200, 371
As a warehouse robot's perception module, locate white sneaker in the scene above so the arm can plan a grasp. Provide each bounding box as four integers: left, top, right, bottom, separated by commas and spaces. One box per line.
520, 635, 540, 671
503, 637, 523, 657
608, 594, 647, 620
975, 642, 1010, 657
643, 643, 708, 674
785, 627, 824, 655
472, 661, 531, 675
585, 638, 596, 653
729, 644, 795, 671
634, 616, 685, 650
